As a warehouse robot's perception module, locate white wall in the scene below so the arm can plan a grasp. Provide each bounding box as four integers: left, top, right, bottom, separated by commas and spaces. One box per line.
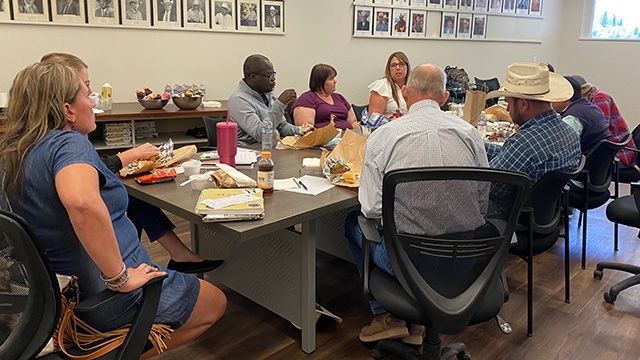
0, 0, 595, 116
557, 0, 640, 129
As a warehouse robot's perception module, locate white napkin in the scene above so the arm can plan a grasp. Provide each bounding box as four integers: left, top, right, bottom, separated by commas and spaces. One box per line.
202, 100, 222, 108
216, 163, 257, 187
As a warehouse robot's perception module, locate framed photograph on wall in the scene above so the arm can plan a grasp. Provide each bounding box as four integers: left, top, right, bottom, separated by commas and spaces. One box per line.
409, 9, 426, 37
183, 0, 209, 29
89, 0, 119, 25
515, 0, 528, 14
441, 12, 456, 38
155, 0, 180, 27
529, 0, 541, 15
443, 0, 457, 9
121, 0, 150, 26
373, 7, 391, 36
374, 0, 392, 4
0, 0, 10, 21
472, 13, 486, 39
427, 0, 441, 9
473, 0, 486, 12
410, 0, 426, 7
391, 8, 408, 37
262, 0, 283, 32
393, 0, 408, 5
52, 0, 85, 23
502, 0, 515, 13
488, 0, 501, 12
459, 0, 472, 10
213, 0, 234, 29
238, 1, 259, 31
13, 0, 50, 22
354, 6, 373, 36
456, 13, 471, 39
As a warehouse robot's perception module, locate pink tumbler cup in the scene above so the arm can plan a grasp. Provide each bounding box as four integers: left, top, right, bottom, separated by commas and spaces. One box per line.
217, 121, 237, 167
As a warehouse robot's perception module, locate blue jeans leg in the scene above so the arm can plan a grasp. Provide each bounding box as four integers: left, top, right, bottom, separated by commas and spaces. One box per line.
345, 210, 394, 315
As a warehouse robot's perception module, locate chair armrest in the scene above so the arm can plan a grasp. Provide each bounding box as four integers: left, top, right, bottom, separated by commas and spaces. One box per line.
358, 215, 380, 300
74, 275, 167, 312
358, 215, 381, 244
624, 146, 640, 154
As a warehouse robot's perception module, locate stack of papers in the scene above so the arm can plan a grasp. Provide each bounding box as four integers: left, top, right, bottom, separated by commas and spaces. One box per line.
196, 188, 264, 222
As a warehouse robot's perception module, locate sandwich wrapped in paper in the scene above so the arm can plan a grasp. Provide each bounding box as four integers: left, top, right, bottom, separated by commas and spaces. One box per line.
279, 121, 339, 149
485, 104, 512, 123
119, 139, 197, 177
320, 129, 366, 188
210, 163, 257, 188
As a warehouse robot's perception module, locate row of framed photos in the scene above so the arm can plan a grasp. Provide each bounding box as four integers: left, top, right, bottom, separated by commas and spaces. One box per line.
354, 6, 488, 39
0, 0, 284, 32
356, 0, 542, 16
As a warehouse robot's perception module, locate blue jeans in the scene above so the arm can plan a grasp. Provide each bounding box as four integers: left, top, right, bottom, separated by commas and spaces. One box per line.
126, 196, 175, 242
345, 210, 395, 315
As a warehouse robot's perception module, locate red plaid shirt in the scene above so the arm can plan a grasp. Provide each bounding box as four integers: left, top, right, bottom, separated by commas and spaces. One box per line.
590, 87, 637, 167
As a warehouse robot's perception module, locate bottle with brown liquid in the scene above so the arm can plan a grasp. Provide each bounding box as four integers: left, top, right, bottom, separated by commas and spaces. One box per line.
257, 151, 274, 196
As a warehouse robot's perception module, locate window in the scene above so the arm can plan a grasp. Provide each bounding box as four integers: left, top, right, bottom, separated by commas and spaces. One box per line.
590, 0, 640, 39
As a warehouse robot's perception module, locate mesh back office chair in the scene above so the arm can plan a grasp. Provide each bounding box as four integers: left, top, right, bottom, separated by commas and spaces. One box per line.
473, 77, 501, 108
202, 116, 227, 149
510, 156, 585, 336
568, 136, 630, 269
594, 182, 640, 303
358, 167, 529, 360
0, 210, 167, 360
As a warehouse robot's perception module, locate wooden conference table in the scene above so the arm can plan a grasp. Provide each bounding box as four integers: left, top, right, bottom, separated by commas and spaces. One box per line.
121, 147, 359, 354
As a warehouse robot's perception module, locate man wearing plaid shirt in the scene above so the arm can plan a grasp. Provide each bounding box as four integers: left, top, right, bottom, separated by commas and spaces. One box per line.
574, 76, 637, 168
485, 63, 581, 193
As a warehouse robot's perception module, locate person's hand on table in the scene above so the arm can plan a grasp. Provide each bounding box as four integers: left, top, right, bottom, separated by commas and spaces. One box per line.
298, 123, 315, 136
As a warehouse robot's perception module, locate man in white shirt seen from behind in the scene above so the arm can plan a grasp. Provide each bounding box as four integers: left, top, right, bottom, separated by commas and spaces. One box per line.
345, 64, 489, 345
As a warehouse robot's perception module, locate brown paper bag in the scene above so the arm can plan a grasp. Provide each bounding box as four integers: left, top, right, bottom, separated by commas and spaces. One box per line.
279, 122, 339, 149
118, 145, 197, 177
461, 89, 486, 127
320, 129, 366, 188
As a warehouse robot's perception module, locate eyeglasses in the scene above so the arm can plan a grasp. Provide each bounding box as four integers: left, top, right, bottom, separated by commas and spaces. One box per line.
389, 62, 407, 70
254, 72, 276, 80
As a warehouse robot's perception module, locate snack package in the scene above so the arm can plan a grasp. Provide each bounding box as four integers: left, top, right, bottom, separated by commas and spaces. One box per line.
320, 129, 366, 188
134, 169, 177, 184
279, 121, 339, 149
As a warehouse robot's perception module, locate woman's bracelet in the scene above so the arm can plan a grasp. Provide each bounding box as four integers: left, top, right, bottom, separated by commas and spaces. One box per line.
101, 263, 129, 289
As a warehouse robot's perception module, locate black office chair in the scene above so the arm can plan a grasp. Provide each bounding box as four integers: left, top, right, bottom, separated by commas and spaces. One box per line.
358, 167, 529, 360
473, 77, 500, 108
352, 104, 367, 123
0, 210, 167, 360
202, 116, 227, 150
614, 124, 640, 184
509, 156, 585, 336
594, 182, 640, 304
284, 102, 295, 125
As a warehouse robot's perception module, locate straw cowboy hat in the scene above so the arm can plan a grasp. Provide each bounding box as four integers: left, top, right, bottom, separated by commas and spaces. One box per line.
486, 62, 573, 102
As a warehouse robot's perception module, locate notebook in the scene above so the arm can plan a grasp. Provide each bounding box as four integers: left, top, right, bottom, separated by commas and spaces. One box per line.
195, 188, 264, 222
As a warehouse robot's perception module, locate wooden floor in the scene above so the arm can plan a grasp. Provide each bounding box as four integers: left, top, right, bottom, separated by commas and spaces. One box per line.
142, 185, 640, 360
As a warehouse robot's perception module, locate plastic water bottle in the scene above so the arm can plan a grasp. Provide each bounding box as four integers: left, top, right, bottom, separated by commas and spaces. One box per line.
477, 111, 487, 137
261, 117, 273, 150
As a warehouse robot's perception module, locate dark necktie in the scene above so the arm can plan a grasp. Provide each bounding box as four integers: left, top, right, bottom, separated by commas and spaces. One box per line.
260, 93, 269, 107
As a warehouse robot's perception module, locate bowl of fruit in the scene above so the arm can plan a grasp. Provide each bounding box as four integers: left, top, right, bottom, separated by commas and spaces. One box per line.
172, 88, 203, 110
136, 87, 170, 109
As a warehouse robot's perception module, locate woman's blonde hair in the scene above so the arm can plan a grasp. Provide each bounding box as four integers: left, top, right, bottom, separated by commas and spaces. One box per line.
383, 51, 410, 108
0, 62, 81, 193
40, 52, 88, 73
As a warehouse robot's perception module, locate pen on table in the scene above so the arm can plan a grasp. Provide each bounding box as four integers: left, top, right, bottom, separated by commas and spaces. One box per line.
297, 180, 308, 191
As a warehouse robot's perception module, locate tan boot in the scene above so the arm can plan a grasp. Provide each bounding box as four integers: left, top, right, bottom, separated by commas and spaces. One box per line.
401, 324, 425, 345
359, 313, 410, 343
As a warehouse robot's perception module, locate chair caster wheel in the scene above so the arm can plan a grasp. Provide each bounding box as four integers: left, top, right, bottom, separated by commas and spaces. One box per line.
604, 292, 616, 304
593, 269, 603, 280
456, 351, 471, 360
371, 348, 385, 359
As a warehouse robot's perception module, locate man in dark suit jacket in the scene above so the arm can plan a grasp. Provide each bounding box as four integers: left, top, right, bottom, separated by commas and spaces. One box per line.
20, 0, 42, 13
58, 0, 79, 15
356, 10, 370, 31
158, 0, 176, 21
95, 0, 114, 17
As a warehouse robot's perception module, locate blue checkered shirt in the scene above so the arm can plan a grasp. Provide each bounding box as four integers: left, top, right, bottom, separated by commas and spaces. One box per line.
486, 109, 581, 193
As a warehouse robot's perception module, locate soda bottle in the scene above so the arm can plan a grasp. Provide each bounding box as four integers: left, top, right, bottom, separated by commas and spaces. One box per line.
261, 117, 274, 150
477, 110, 487, 137
257, 151, 274, 196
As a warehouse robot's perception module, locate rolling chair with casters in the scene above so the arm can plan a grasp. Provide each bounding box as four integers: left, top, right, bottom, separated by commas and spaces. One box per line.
594, 182, 640, 304
473, 77, 500, 108
0, 210, 168, 360
201, 116, 227, 150
568, 135, 631, 269
358, 167, 529, 360
509, 156, 585, 336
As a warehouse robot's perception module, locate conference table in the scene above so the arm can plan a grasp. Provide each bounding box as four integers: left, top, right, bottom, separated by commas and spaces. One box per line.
121, 147, 359, 354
